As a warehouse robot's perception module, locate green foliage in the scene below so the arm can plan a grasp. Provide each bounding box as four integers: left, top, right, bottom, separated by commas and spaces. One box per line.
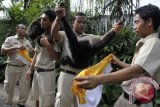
7, 2, 26, 24
0, 1, 159, 106
0, 56, 6, 82
0, 20, 15, 45
100, 84, 122, 107
0, 20, 11, 82
24, 0, 44, 24
155, 90, 160, 106
100, 25, 139, 63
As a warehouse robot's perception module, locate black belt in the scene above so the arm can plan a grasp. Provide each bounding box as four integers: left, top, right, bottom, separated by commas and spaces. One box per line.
8, 63, 26, 67
123, 91, 142, 106
62, 69, 77, 75
36, 67, 55, 73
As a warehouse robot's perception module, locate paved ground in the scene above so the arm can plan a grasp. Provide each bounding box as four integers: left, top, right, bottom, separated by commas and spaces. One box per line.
0, 83, 18, 107
0, 83, 7, 107
0, 83, 35, 107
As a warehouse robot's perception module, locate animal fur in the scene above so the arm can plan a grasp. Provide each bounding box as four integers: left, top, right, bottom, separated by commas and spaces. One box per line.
60, 17, 119, 69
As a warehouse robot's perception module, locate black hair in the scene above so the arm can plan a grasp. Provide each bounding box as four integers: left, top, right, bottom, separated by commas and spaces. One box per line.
71, 12, 86, 21
135, 4, 160, 31
27, 9, 56, 41
27, 17, 44, 40
43, 9, 56, 22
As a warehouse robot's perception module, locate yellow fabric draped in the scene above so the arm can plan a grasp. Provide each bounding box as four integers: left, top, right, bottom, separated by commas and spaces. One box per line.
71, 54, 113, 104
18, 50, 32, 63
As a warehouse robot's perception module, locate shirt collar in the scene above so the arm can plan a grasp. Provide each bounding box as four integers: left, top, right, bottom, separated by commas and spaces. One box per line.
79, 32, 87, 37
15, 34, 26, 41
142, 33, 158, 42
15, 34, 19, 38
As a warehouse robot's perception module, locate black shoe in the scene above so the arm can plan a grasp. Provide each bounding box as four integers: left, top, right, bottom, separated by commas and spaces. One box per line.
17, 103, 25, 107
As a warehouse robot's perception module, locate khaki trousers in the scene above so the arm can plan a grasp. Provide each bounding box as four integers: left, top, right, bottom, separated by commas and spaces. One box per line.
114, 93, 153, 107
28, 71, 39, 101
4, 64, 30, 105
29, 70, 57, 107
55, 72, 78, 107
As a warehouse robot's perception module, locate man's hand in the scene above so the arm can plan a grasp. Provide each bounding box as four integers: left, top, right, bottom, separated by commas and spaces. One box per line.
74, 75, 101, 90
17, 45, 26, 50
111, 55, 120, 65
25, 69, 33, 80
55, 6, 66, 19
40, 36, 50, 47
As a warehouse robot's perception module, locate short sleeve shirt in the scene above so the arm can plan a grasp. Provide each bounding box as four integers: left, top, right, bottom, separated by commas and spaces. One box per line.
2, 35, 32, 65
57, 31, 103, 72
121, 33, 160, 93
1, 35, 32, 65
35, 40, 60, 69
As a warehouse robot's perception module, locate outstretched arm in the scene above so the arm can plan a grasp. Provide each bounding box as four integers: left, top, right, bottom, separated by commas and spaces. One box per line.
75, 64, 144, 89
90, 21, 123, 54
51, 7, 65, 42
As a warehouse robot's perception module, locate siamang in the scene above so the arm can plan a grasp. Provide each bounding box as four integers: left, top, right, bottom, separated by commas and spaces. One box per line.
27, 9, 58, 47
60, 17, 123, 69
27, 13, 122, 69
27, 16, 57, 47
27, 17, 45, 47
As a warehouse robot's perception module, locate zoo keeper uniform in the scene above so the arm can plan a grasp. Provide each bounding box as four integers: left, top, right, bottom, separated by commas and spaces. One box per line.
2, 35, 32, 105
55, 31, 104, 107
114, 33, 160, 107
30, 41, 59, 107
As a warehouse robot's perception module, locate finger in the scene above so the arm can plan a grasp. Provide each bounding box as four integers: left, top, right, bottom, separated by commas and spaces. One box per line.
25, 74, 29, 80
26, 74, 31, 80
77, 80, 89, 88
41, 35, 45, 38
55, 8, 65, 13
74, 76, 87, 81
83, 86, 93, 90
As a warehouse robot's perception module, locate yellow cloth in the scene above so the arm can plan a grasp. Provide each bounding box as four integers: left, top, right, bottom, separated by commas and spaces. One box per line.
18, 50, 32, 63
71, 54, 113, 104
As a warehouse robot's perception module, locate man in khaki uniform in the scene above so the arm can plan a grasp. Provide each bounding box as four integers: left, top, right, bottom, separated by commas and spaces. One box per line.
75, 4, 160, 107
1, 24, 34, 107
26, 9, 60, 107
51, 7, 122, 107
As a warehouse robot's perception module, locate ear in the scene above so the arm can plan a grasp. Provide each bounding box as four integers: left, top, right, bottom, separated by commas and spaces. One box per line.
147, 18, 153, 26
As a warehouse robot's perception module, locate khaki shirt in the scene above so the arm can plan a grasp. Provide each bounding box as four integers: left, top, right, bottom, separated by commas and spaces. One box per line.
57, 31, 103, 72
35, 40, 60, 69
122, 33, 160, 94
1, 35, 32, 65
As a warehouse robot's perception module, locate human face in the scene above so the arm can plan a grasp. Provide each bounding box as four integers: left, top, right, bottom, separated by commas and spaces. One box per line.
17, 24, 26, 37
40, 14, 52, 31
72, 16, 86, 35
133, 14, 150, 38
